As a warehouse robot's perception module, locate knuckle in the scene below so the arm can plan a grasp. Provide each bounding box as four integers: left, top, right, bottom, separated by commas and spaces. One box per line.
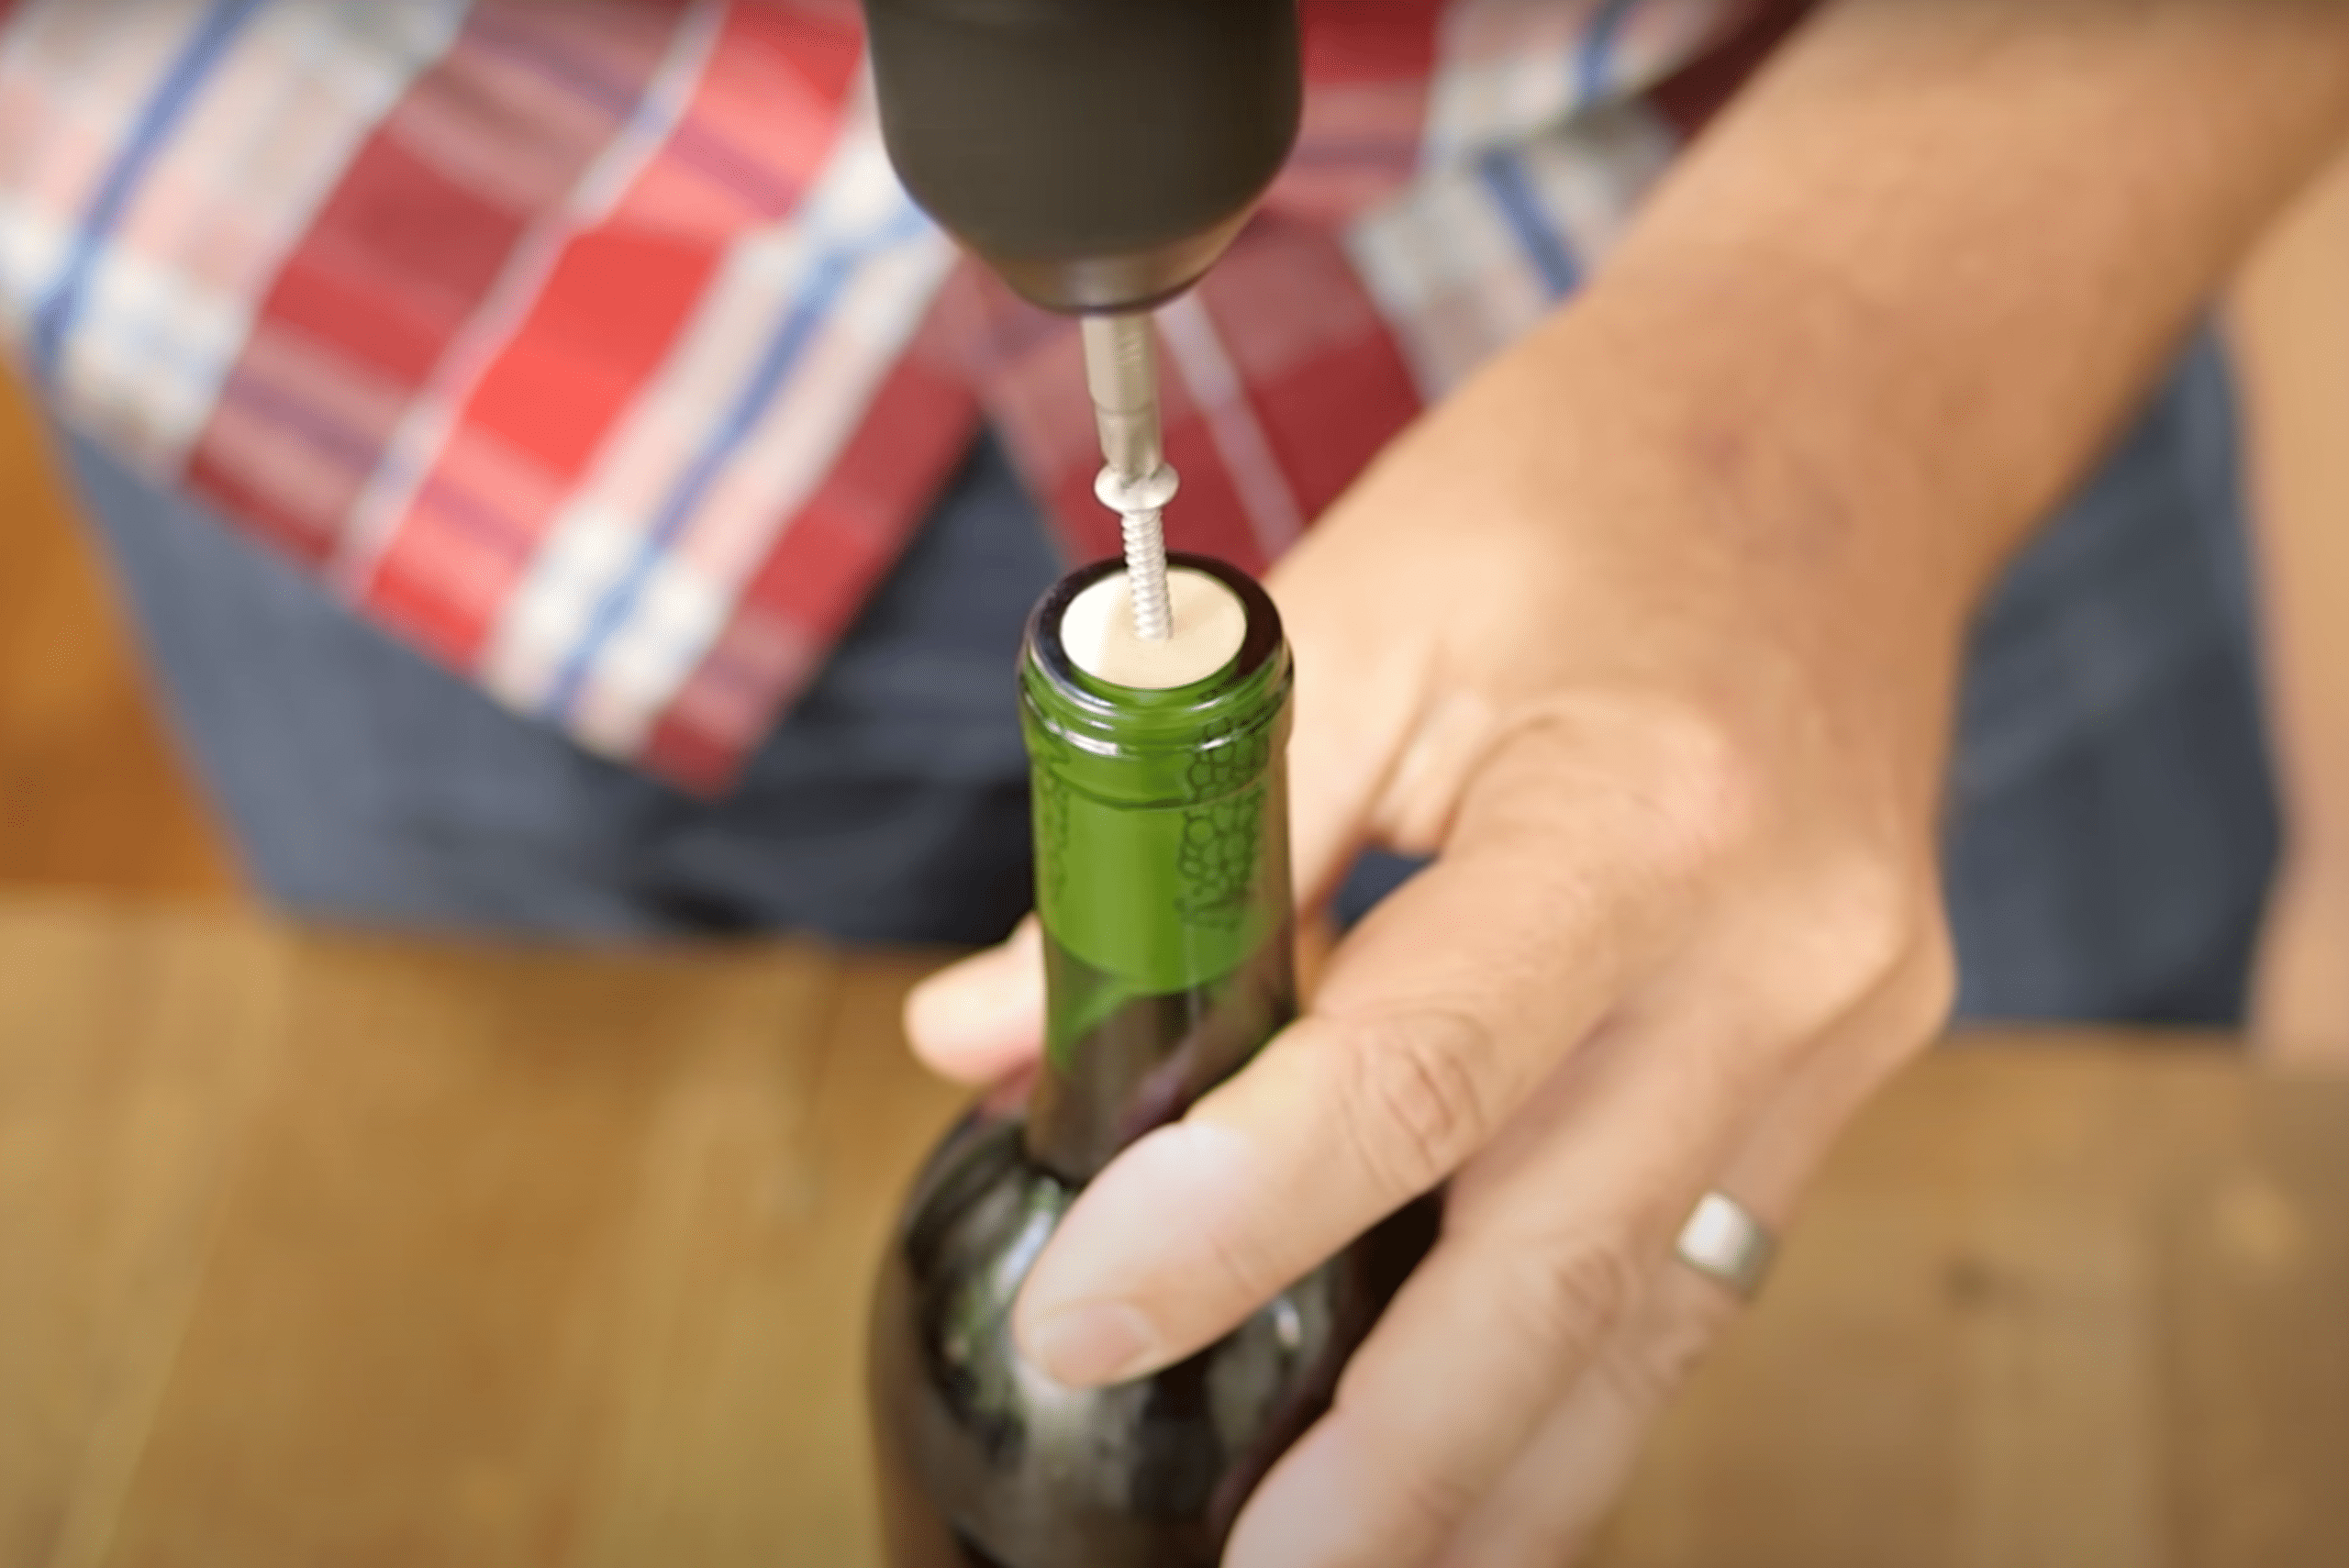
1476, 695, 1765, 890
1858, 918, 1961, 1074
1756, 854, 1943, 1041
1389, 1461, 1486, 1540
1595, 1291, 1736, 1413
1629, 704, 1767, 883
1809, 854, 1924, 984
1895, 917, 1960, 1035
1192, 1204, 1286, 1309
1499, 1234, 1648, 1368
1328, 1007, 1500, 1201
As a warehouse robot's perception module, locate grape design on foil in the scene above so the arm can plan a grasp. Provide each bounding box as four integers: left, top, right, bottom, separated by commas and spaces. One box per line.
1175, 718, 1270, 926
1031, 754, 1069, 910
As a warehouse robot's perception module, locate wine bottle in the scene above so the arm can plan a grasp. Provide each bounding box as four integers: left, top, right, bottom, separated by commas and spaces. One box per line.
868, 553, 1437, 1567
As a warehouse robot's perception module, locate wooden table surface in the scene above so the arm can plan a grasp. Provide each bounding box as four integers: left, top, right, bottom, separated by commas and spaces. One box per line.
4, 894, 2346, 1568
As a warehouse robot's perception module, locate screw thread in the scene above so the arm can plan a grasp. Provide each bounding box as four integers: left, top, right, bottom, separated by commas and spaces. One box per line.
1120, 508, 1173, 641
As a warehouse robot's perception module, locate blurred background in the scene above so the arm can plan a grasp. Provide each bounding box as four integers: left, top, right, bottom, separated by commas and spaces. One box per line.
0, 368, 231, 901
9, 5, 2349, 1564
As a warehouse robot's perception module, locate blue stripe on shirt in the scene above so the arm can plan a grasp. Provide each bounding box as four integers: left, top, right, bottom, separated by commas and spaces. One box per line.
1576, 0, 1642, 106
1478, 148, 1581, 300
545, 211, 922, 723
29, 0, 271, 386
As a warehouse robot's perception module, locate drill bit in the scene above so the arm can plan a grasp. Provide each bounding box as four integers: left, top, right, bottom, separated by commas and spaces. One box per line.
1081, 313, 1177, 641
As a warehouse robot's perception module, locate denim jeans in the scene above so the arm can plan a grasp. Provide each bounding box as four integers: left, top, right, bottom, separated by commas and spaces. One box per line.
54, 329, 2277, 1022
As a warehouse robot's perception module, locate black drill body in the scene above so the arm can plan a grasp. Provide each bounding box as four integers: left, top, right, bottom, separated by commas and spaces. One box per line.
862, 0, 1303, 314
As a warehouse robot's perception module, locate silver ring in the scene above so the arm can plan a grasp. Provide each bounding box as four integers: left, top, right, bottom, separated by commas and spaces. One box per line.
1675, 1190, 1776, 1302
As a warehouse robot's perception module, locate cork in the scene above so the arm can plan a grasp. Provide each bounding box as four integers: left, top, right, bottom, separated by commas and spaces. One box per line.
1058, 566, 1247, 690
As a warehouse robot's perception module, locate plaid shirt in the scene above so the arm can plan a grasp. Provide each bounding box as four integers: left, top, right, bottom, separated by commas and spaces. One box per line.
0, 0, 1794, 794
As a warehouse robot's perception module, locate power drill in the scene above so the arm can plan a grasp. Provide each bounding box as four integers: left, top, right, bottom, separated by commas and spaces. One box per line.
861, 0, 1303, 640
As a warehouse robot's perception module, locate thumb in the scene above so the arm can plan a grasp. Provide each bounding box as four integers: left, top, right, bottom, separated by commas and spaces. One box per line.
904, 918, 1043, 1083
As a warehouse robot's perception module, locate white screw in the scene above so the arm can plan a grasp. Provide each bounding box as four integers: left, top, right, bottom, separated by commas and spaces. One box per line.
1097, 463, 1178, 641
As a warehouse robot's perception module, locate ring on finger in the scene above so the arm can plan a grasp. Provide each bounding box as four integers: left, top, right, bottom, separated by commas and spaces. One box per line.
1674, 1189, 1776, 1302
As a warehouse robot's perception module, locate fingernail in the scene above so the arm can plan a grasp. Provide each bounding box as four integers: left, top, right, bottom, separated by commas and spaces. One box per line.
1021, 1302, 1161, 1386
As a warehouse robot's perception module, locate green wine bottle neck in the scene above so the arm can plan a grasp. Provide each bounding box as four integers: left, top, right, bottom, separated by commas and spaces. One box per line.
1023, 917, 1297, 1184
1016, 555, 1296, 1185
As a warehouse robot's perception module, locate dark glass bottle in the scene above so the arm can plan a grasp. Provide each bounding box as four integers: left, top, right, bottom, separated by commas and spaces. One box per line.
868, 554, 1437, 1567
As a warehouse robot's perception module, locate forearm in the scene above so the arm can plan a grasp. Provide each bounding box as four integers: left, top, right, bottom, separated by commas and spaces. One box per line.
1547, 0, 2349, 629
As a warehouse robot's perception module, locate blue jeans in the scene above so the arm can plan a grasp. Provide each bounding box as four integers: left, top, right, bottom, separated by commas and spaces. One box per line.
54, 331, 2277, 1022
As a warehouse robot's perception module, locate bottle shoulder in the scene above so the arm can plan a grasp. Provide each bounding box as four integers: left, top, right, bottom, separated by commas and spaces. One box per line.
872, 1104, 1432, 1566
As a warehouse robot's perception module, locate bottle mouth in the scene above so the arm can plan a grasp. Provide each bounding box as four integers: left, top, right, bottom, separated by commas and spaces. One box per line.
1029, 551, 1286, 699
1019, 553, 1297, 770
1059, 566, 1247, 690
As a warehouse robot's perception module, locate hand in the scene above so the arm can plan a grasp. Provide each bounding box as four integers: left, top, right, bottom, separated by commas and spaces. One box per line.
907, 276, 1965, 1562
2251, 857, 2349, 1069
906, 4, 2349, 1551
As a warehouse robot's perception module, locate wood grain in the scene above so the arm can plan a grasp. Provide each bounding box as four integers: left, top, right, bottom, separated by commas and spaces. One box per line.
1591, 1042, 2349, 1568
101, 936, 863, 1568
0, 899, 282, 1568
2160, 1081, 2349, 1566
3, 896, 2345, 1568
568, 953, 960, 1568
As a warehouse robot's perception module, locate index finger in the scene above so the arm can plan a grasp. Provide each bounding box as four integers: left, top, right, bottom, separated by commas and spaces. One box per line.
1008, 712, 1731, 1385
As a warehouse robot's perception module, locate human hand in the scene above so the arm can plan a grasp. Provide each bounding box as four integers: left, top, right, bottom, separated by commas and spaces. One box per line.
2251, 858, 2349, 1070
902, 0, 2349, 1549
906, 272, 1969, 1562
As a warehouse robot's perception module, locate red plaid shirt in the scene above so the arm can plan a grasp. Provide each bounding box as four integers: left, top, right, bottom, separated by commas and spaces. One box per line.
0, 0, 1794, 793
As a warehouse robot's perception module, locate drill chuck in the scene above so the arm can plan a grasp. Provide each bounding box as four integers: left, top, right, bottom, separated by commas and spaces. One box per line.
862, 0, 1303, 315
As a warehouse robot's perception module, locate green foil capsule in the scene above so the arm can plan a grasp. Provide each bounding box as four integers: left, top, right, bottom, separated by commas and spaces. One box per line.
1020, 553, 1297, 1182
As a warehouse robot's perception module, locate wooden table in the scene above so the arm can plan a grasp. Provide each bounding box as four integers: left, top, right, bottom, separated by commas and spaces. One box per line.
4, 894, 2346, 1568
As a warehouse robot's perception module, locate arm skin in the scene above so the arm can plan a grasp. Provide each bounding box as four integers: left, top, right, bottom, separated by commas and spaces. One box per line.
1543, 0, 2349, 761
2233, 140, 2349, 1069
911, 4, 2349, 1562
